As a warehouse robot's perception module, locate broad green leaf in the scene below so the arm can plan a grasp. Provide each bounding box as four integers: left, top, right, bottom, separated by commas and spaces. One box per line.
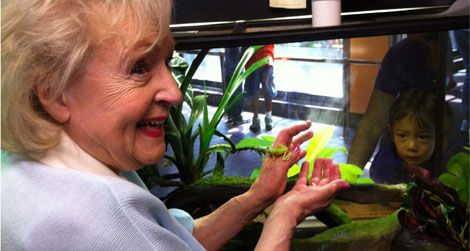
339, 163, 365, 183
305, 126, 335, 164
318, 146, 347, 158
288, 164, 302, 178
169, 54, 189, 86
458, 190, 468, 204
439, 173, 459, 190
340, 170, 357, 183
439, 152, 469, 204
260, 135, 276, 143
236, 137, 272, 149
339, 163, 363, 176
355, 177, 375, 184
250, 168, 261, 180
447, 152, 469, 177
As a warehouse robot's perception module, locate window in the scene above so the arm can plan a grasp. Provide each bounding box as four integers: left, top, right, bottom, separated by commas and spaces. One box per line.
177, 39, 345, 103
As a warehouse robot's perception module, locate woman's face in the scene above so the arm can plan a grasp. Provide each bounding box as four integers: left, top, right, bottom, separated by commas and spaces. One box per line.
62, 28, 182, 174
391, 115, 436, 166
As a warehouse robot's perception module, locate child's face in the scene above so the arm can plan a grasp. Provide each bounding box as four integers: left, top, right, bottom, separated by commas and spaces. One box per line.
391, 115, 436, 166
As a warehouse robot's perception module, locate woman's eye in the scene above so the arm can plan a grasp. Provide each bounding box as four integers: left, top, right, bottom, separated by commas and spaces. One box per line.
131, 60, 150, 75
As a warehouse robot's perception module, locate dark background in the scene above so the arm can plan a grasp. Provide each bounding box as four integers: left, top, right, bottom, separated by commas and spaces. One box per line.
172, 0, 456, 24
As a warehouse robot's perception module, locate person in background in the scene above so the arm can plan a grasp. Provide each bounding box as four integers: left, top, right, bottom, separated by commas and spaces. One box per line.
1, 0, 349, 250
347, 33, 441, 170
245, 44, 277, 133
369, 88, 452, 184
223, 47, 250, 126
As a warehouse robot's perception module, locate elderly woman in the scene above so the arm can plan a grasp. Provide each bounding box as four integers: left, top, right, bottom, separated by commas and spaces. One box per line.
1, 0, 349, 250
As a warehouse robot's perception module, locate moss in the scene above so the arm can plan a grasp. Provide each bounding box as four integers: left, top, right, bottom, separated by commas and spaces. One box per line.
190, 176, 253, 188
293, 212, 401, 250
313, 212, 399, 242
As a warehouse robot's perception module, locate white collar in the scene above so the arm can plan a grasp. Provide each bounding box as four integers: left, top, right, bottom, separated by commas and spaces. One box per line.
38, 132, 118, 177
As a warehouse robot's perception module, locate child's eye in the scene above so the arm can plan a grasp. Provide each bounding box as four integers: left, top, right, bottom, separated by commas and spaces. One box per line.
418, 135, 433, 141
131, 60, 150, 75
396, 133, 406, 139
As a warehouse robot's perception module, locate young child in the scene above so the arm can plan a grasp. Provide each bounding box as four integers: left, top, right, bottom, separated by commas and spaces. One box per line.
369, 88, 452, 184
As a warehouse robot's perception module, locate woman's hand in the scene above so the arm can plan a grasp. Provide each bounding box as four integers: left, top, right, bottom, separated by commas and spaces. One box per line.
193, 121, 313, 250
255, 158, 349, 250
271, 158, 349, 225
248, 121, 314, 207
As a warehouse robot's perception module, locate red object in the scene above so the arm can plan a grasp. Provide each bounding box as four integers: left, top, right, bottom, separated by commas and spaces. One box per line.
246, 45, 274, 68
140, 127, 164, 138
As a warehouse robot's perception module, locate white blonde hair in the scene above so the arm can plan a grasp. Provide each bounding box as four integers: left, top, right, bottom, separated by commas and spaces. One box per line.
1, 0, 172, 160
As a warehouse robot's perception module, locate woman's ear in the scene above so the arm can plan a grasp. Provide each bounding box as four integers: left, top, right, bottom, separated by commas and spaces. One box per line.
34, 84, 70, 123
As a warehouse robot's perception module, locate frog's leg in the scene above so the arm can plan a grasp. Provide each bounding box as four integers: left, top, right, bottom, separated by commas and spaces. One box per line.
282, 151, 291, 161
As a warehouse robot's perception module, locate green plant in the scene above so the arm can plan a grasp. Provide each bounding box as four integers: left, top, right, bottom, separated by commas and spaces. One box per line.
439, 152, 469, 204
162, 46, 269, 186
245, 126, 374, 184
239, 126, 375, 227
398, 151, 469, 250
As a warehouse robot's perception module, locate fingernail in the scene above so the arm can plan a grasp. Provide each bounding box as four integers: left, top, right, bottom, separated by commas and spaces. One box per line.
340, 182, 350, 189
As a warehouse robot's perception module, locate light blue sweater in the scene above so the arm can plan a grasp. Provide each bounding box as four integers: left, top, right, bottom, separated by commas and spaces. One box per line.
1, 156, 205, 250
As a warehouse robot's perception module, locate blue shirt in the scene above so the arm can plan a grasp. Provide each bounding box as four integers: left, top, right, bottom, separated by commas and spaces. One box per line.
376, 38, 435, 96
1, 155, 205, 250
369, 144, 414, 184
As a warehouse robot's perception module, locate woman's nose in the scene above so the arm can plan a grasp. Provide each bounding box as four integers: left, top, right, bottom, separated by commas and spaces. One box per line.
153, 67, 183, 107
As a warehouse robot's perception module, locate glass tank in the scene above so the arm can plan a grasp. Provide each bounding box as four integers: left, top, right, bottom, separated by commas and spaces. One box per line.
174, 31, 468, 181
139, 2, 469, 250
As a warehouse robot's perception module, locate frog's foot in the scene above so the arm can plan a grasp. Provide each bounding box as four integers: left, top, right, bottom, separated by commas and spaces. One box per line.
282, 152, 292, 161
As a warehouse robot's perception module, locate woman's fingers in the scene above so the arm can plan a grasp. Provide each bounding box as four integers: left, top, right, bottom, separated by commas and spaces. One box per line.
272, 121, 312, 148
314, 179, 349, 202
265, 121, 312, 171
311, 158, 323, 185
312, 158, 344, 186
290, 130, 314, 149
322, 158, 332, 178
331, 164, 341, 180
295, 161, 310, 187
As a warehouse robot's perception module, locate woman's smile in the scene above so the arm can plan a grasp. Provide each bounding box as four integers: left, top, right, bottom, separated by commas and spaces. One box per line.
60, 31, 181, 172
137, 116, 167, 138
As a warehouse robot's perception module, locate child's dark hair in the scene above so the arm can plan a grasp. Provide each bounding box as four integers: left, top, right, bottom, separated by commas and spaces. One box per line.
389, 88, 452, 133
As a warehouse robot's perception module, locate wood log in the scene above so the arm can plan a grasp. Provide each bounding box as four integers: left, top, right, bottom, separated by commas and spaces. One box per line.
164, 181, 406, 219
